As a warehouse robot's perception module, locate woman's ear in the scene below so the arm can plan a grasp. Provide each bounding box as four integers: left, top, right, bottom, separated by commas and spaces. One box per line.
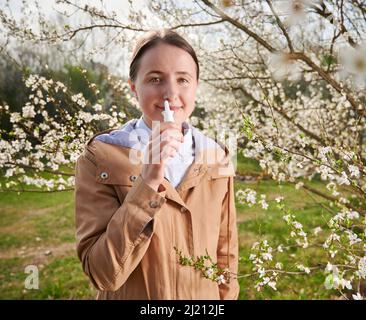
128, 79, 138, 100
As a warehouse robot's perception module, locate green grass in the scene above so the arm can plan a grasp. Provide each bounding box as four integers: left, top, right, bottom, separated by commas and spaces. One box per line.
0, 158, 340, 299
0, 190, 75, 249
0, 255, 95, 299
235, 152, 262, 176
0, 187, 96, 299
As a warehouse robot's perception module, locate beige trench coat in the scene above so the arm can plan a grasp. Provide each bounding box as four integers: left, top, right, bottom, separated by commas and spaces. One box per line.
74, 130, 240, 300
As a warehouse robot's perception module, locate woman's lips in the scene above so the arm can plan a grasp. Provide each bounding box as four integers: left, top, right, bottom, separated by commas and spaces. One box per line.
156, 105, 182, 111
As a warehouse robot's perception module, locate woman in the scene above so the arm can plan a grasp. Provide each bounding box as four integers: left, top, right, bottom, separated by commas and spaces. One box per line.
75, 29, 239, 300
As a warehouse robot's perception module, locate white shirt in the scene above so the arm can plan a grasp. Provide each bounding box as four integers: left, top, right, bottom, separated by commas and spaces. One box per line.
135, 117, 195, 188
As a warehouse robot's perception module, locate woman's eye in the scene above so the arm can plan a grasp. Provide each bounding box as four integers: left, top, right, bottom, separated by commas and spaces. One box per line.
150, 78, 161, 83
149, 77, 189, 84
179, 78, 189, 84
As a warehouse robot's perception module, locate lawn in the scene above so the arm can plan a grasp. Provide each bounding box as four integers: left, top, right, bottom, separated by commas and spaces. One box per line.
0, 156, 338, 299
0, 189, 96, 299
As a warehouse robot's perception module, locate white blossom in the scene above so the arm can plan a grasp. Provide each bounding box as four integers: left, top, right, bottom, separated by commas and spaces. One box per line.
357, 257, 366, 279
22, 105, 36, 118
268, 52, 301, 81
339, 43, 366, 89
352, 293, 364, 300
348, 165, 360, 178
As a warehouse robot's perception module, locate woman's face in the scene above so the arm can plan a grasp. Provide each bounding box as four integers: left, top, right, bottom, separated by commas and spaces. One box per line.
128, 43, 198, 128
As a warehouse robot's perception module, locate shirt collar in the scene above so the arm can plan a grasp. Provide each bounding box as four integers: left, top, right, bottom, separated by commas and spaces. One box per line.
135, 117, 193, 156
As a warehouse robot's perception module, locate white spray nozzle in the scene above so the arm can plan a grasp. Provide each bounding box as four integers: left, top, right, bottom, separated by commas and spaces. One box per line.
162, 100, 174, 122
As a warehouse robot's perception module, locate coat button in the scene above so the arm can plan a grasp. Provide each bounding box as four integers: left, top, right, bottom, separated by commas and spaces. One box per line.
149, 200, 159, 208
129, 175, 138, 182
100, 172, 108, 179
180, 207, 188, 213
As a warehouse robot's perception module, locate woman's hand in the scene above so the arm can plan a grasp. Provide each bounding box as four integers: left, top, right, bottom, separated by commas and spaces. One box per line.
141, 122, 184, 191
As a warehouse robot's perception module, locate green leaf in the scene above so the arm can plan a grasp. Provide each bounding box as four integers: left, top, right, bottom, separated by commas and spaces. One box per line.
321, 54, 337, 67
324, 274, 334, 290
241, 115, 254, 140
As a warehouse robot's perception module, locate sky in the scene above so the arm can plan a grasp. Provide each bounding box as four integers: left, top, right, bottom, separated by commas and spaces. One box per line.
0, 0, 159, 76
0, 0, 148, 19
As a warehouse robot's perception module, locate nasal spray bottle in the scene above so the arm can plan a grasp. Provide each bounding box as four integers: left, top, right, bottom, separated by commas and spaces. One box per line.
161, 100, 176, 168
161, 100, 174, 123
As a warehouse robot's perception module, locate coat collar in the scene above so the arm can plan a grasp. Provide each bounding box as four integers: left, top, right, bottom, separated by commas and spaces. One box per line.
93, 118, 219, 155
88, 120, 235, 208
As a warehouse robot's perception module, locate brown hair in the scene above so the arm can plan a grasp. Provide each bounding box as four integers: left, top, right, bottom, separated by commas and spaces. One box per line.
129, 29, 199, 82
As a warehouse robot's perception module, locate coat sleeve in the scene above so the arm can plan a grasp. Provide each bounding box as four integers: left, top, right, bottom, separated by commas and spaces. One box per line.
74, 144, 166, 291
216, 175, 240, 300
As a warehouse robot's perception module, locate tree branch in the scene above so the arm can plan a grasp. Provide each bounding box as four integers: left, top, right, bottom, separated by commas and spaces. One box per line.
312, 1, 357, 47
265, 0, 294, 52
200, 0, 276, 52
170, 19, 226, 30
302, 184, 366, 216
4, 162, 74, 177
290, 52, 366, 118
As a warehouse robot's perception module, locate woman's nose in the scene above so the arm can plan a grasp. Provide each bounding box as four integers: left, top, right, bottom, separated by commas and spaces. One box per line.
163, 79, 179, 101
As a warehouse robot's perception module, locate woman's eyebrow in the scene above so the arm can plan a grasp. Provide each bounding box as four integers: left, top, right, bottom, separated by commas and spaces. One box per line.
176, 71, 193, 78
145, 70, 193, 78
